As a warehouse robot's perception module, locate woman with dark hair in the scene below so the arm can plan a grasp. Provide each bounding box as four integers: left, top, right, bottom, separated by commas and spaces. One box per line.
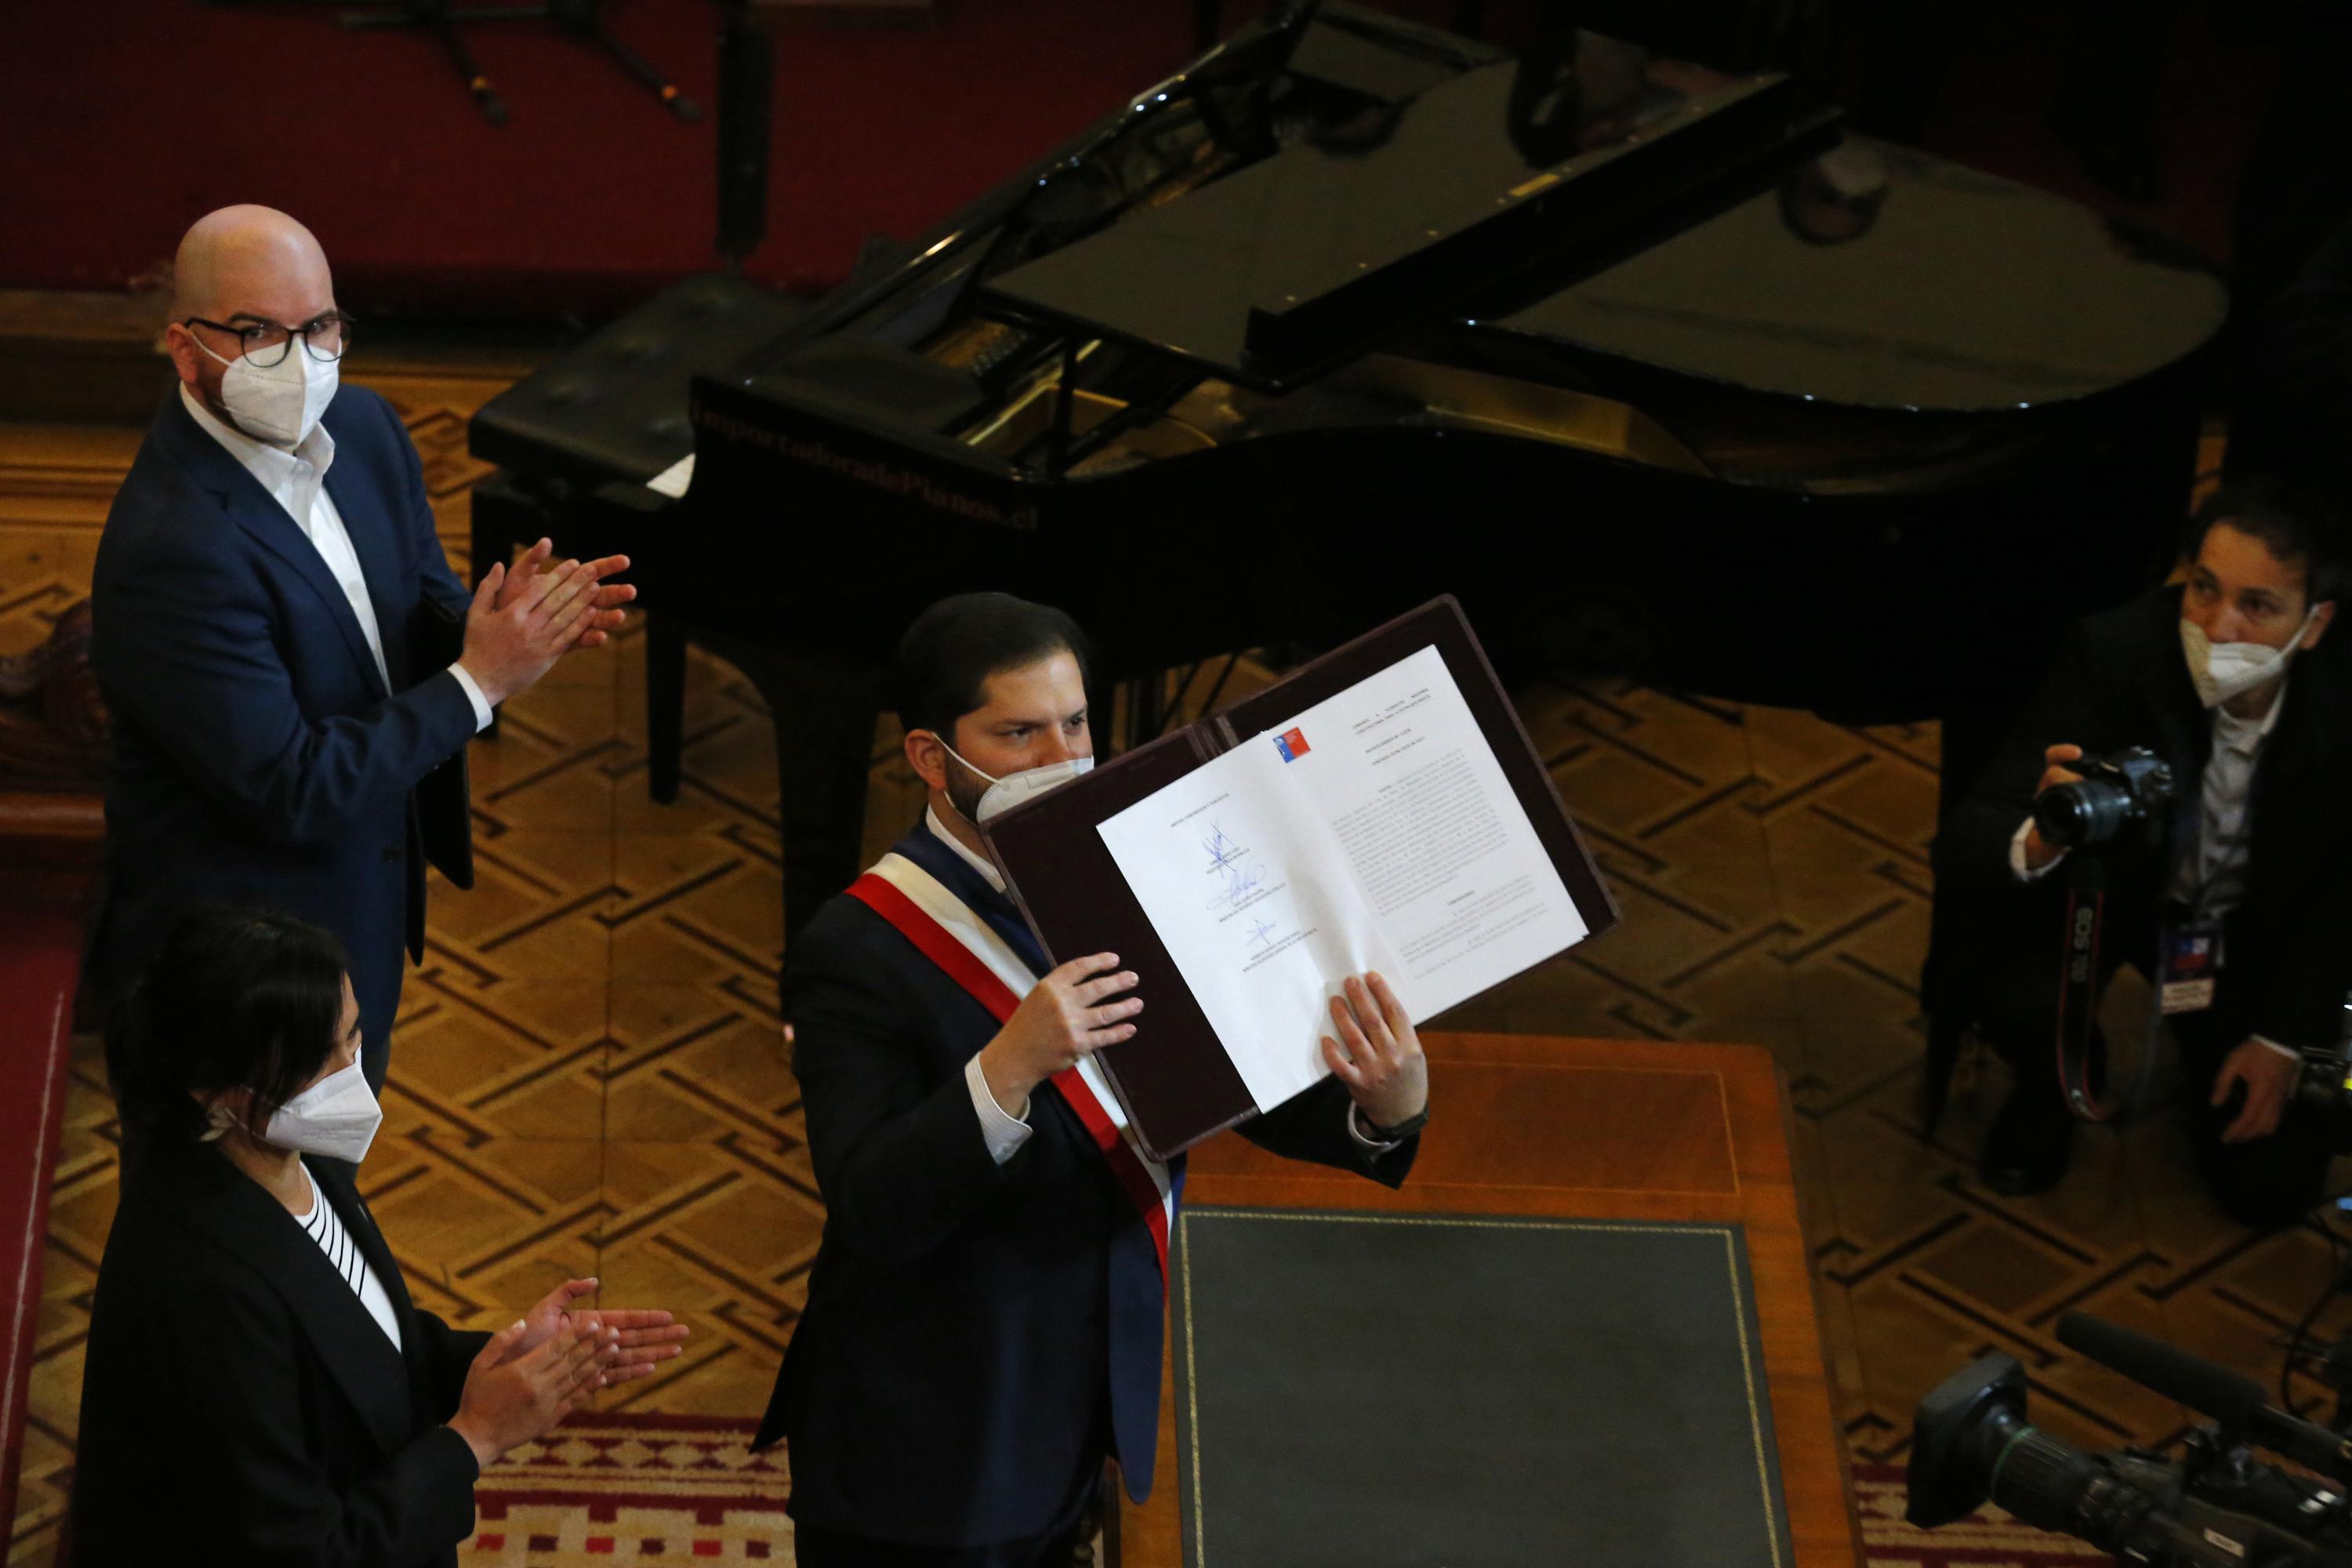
70, 905, 688, 1567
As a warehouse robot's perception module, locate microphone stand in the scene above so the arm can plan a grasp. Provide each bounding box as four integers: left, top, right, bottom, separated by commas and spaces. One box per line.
713, 0, 773, 270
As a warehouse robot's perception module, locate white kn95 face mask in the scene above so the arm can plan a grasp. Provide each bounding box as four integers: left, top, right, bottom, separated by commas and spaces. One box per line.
933, 737, 1094, 826
195, 335, 339, 447
2179, 608, 2317, 709
203, 1058, 383, 1164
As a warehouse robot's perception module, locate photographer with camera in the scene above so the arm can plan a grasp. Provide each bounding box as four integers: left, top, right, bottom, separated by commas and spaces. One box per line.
1936, 476, 2352, 1219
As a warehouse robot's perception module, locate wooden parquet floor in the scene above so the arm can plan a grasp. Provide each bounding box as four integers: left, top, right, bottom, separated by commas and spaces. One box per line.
5, 368, 2347, 1566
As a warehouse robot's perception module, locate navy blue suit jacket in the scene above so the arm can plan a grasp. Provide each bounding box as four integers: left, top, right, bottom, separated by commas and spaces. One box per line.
91, 387, 478, 1073
756, 825, 1416, 1549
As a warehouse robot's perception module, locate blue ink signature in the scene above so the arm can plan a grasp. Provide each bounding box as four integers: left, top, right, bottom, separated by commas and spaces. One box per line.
1206, 862, 1265, 913
1201, 824, 1246, 873
1246, 918, 1280, 950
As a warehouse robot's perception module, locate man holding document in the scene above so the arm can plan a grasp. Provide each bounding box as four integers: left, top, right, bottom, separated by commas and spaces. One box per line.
753, 592, 1425, 1567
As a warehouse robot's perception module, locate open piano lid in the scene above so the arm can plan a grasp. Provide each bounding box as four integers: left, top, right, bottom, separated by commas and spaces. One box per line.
981, 24, 1839, 392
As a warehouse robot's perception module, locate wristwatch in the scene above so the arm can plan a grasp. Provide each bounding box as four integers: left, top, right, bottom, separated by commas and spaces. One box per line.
1350, 1103, 1430, 1149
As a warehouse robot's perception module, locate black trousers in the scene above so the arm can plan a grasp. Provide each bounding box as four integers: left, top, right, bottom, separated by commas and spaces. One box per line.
789, 1518, 1085, 1568
1970, 898, 2334, 1231
358, 953, 400, 1095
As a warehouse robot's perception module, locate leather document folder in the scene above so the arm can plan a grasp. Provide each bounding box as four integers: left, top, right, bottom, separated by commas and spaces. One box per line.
985, 597, 1617, 1159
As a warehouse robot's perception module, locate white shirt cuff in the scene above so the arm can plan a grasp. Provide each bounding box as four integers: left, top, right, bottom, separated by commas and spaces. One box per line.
1345, 1102, 1404, 1155
964, 1054, 1033, 1164
447, 664, 495, 733
2253, 1034, 2299, 1062
2009, 816, 2065, 882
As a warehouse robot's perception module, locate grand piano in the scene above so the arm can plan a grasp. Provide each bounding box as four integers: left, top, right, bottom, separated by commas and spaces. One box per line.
469, 2, 2227, 938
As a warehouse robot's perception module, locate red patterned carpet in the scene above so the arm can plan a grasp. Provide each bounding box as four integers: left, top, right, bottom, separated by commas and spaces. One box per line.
460, 1428, 2111, 1568
467, 1413, 789, 1564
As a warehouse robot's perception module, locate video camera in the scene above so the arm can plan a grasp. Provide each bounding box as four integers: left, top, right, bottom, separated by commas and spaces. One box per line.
2033, 746, 2177, 851
2291, 996, 2352, 1151
1907, 1313, 2352, 1568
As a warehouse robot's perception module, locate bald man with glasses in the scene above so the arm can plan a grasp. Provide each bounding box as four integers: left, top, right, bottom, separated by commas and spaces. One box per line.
91, 205, 635, 1091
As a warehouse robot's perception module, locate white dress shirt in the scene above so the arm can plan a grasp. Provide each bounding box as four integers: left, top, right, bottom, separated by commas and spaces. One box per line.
2171, 688, 2283, 916
2008, 681, 2292, 1058
180, 385, 492, 731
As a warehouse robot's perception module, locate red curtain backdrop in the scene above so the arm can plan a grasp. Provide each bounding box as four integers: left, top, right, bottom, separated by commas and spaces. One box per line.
0, 1, 2259, 320
0, 0, 1215, 318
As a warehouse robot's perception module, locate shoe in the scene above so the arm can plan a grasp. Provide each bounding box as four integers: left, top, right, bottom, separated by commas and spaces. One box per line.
1979, 1079, 2076, 1196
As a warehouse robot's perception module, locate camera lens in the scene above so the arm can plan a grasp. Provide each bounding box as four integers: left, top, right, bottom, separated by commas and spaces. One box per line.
2034, 779, 2132, 849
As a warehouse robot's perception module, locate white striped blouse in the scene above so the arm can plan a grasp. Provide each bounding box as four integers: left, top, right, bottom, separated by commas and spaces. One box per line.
297, 1167, 404, 1352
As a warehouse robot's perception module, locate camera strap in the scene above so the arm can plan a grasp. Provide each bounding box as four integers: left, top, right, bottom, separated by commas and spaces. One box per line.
2055, 855, 2116, 1121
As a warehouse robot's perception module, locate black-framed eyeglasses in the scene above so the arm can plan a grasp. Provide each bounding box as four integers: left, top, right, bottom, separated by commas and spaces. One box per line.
181, 312, 355, 368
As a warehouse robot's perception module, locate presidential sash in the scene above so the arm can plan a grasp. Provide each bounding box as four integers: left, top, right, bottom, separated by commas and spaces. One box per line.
848, 851, 1178, 1279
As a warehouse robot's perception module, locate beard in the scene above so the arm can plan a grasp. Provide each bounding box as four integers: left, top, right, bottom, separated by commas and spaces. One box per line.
942, 753, 991, 825
194, 376, 244, 434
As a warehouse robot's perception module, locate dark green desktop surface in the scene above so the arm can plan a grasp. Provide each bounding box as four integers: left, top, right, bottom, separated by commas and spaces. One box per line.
1171, 1208, 1792, 1568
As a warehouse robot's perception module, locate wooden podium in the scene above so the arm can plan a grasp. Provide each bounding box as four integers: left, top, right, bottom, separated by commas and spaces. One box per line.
1112, 1033, 1860, 1568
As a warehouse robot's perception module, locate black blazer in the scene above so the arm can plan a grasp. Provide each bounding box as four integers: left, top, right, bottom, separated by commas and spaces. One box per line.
90, 387, 477, 1062
70, 1134, 490, 1567
1936, 583, 2352, 1050
755, 826, 1416, 1549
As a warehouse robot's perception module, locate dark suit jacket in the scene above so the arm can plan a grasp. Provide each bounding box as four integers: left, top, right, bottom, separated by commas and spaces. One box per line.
69, 1134, 491, 1567
755, 825, 1417, 1549
90, 387, 477, 1047
1936, 583, 2352, 1050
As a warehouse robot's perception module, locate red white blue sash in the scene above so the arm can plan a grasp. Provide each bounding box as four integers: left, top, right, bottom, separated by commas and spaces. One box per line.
848, 851, 1176, 1279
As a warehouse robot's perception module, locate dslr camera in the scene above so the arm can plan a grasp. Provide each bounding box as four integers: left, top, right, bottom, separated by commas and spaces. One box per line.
2033, 746, 2177, 851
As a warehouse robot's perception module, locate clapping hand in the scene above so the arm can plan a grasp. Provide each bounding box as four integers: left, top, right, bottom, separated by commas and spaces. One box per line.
459, 545, 633, 708
495, 538, 636, 652
448, 1317, 616, 1469
505, 1276, 690, 1388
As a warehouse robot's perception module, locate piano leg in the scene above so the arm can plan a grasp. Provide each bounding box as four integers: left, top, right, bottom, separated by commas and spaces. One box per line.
688, 630, 884, 953
647, 612, 688, 806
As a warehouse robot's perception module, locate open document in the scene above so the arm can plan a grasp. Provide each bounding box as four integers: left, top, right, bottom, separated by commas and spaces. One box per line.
1097, 644, 1589, 1111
